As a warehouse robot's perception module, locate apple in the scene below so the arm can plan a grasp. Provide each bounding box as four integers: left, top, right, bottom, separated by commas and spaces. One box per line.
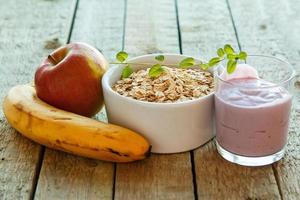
34, 42, 108, 117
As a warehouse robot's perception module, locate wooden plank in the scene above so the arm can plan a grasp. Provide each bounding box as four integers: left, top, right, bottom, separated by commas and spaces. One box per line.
71, 0, 125, 61
228, 0, 300, 198
0, 0, 76, 199
178, 0, 282, 199
34, 0, 126, 199
124, 0, 180, 55
115, 154, 193, 200
34, 149, 113, 200
114, 0, 194, 199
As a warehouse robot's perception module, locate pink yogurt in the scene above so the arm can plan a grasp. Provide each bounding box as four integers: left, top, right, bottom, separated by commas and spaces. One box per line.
215, 64, 292, 156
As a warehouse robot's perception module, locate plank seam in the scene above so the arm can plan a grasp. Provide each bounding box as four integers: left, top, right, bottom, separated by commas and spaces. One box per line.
174, 0, 182, 54
29, 146, 45, 200
67, 0, 80, 43
272, 164, 284, 200
175, 1, 197, 199
225, 0, 242, 51
112, 164, 117, 200
30, 0, 80, 198
226, 1, 284, 199
190, 151, 199, 200
122, 0, 128, 51
113, 1, 127, 199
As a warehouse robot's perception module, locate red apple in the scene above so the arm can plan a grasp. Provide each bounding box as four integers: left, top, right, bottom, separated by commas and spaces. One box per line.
34, 42, 108, 117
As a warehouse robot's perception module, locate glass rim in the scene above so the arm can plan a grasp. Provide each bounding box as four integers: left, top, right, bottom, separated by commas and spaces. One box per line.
215, 55, 296, 89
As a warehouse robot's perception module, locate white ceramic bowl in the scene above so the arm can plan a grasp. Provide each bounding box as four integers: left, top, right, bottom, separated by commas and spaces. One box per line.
102, 54, 215, 153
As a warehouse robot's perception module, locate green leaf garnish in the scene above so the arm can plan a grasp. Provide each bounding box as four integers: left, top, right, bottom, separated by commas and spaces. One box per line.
116, 51, 128, 63
217, 48, 225, 57
155, 55, 165, 62
200, 63, 209, 70
227, 53, 237, 60
149, 64, 164, 78
227, 60, 237, 74
238, 51, 247, 60
113, 44, 248, 79
208, 57, 221, 67
121, 65, 133, 79
224, 44, 234, 54
179, 57, 195, 68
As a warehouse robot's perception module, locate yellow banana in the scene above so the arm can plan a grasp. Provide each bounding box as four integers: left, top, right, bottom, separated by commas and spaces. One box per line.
3, 84, 151, 162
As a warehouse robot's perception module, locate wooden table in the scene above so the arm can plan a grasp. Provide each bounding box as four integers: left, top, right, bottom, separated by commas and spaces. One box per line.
0, 0, 299, 199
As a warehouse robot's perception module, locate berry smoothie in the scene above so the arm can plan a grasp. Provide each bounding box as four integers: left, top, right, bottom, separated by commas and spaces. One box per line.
215, 67, 292, 157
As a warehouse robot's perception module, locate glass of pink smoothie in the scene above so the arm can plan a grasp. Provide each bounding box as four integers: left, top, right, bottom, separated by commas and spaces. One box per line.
215, 55, 295, 166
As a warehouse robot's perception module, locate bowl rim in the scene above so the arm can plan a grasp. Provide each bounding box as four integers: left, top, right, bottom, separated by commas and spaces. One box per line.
102, 53, 214, 106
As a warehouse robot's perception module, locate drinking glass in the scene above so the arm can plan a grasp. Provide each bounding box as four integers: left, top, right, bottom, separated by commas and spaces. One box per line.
215, 55, 296, 166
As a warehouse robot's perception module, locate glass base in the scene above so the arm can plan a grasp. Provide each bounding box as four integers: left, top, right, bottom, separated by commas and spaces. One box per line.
216, 141, 285, 166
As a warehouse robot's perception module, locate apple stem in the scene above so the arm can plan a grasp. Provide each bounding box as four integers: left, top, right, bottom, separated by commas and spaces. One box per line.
48, 55, 58, 65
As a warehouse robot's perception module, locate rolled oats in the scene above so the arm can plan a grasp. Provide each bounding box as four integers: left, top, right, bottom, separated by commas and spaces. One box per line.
113, 66, 214, 103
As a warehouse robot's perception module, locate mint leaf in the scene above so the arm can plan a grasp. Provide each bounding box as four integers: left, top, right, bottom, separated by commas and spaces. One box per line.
155, 55, 165, 62
113, 44, 246, 79
227, 53, 237, 60
149, 64, 164, 78
200, 63, 209, 70
121, 65, 133, 79
116, 51, 128, 63
238, 51, 247, 60
224, 44, 235, 54
227, 60, 237, 74
217, 48, 225, 57
208, 57, 221, 67
179, 57, 195, 68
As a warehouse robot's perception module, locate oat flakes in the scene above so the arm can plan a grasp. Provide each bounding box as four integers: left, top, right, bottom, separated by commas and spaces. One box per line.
113, 66, 214, 103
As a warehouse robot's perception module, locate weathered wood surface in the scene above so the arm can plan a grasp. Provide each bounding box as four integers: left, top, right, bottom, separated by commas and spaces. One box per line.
0, 0, 76, 199
34, 0, 126, 199
228, 0, 300, 199
123, 0, 180, 55
178, 0, 281, 199
114, 0, 194, 199
0, 0, 299, 199
35, 149, 114, 200
115, 154, 194, 200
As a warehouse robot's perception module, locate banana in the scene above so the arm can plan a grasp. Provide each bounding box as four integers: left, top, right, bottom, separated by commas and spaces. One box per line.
3, 84, 151, 162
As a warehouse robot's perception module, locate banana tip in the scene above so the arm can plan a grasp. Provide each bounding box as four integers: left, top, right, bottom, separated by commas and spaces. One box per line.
145, 145, 152, 158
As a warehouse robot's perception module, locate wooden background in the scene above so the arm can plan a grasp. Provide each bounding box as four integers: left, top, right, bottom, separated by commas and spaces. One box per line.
0, 0, 299, 199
